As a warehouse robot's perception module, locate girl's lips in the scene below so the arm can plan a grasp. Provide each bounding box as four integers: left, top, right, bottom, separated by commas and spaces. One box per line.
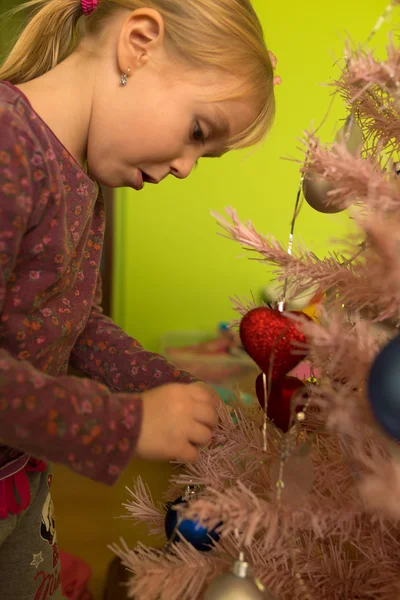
131, 169, 160, 190
141, 172, 159, 184
132, 168, 144, 191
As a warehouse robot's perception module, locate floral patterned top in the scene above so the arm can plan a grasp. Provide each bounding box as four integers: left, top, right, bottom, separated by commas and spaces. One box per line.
0, 82, 196, 485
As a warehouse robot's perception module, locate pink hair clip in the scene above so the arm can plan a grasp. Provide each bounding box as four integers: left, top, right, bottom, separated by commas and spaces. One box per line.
81, 0, 98, 16
269, 51, 282, 86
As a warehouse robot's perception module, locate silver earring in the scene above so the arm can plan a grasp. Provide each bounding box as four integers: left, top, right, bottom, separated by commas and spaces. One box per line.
120, 67, 131, 87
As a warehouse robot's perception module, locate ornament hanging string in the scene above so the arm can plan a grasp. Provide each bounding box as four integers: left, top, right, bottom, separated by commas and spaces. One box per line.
261, 372, 268, 451
366, 1, 396, 45
261, 350, 277, 452
277, 176, 305, 312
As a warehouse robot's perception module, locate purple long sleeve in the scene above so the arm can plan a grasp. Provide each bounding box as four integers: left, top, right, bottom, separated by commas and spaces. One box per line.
0, 82, 195, 484
0, 351, 142, 485
69, 278, 197, 393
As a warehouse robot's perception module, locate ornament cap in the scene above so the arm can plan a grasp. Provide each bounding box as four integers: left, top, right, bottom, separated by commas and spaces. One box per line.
277, 300, 286, 313
231, 553, 250, 578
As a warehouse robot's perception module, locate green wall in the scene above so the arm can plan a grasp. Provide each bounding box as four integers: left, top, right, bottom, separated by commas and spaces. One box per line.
2, 1, 389, 353
114, 0, 390, 351
0, 0, 22, 60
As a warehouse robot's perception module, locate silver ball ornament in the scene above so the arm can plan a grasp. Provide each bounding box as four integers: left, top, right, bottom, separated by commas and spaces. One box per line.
204, 555, 274, 600
303, 111, 364, 214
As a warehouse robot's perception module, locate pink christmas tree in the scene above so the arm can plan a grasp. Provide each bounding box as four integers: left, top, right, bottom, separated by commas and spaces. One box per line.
111, 9, 400, 600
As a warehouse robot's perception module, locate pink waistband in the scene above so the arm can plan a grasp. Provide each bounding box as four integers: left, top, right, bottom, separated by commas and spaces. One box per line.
0, 457, 47, 519
0, 453, 30, 481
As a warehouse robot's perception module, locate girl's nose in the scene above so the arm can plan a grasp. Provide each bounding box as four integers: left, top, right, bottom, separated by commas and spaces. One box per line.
170, 155, 198, 180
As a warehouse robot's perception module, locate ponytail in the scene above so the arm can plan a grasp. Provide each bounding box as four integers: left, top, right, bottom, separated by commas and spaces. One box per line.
0, 0, 82, 84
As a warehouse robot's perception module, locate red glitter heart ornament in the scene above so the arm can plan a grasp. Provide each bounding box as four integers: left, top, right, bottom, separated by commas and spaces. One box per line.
255, 374, 307, 432
240, 307, 308, 380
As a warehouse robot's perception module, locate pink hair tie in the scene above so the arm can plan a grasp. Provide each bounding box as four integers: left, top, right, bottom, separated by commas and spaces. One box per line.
81, 0, 98, 16
268, 50, 282, 86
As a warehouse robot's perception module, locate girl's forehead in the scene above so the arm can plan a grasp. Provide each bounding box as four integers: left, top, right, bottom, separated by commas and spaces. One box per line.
209, 97, 257, 135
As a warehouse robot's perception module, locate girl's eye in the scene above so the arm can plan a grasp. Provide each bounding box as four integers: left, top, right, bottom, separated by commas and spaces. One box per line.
193, 122, 206, 143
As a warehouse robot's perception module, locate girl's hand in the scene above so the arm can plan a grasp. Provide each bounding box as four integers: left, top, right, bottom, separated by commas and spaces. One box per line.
135, 382, 220, 462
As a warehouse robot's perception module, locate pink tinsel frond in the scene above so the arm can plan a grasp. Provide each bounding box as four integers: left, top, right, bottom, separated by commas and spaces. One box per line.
121, 477, 165, 536
212, 208, 287, 259
213, 207, 336, 295
193, 477, 359, 537
302, 133, 400, 212
109, 539, 227, 600
334, 41, 400, 154
215, 207, 400, 323
170, 405, 276, 493
359, 456, 400, 521
340, 40, 400, 92
229, 294, 262, 316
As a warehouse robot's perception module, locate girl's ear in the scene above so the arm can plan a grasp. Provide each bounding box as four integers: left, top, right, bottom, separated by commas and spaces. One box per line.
117, 8, 165, 73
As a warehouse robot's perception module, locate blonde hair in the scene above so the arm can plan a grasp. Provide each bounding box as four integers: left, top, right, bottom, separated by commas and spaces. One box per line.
0, 0, 275, 148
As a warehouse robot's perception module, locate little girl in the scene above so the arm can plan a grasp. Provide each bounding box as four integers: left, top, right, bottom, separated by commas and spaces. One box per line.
0, 0, 275, 596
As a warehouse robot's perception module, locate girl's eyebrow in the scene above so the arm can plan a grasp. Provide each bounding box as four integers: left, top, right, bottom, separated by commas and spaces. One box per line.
201, 113, 230, 158
203, 109, 231, 138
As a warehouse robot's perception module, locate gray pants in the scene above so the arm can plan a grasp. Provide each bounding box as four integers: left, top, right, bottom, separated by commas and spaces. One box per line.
0, 465, 65, 599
